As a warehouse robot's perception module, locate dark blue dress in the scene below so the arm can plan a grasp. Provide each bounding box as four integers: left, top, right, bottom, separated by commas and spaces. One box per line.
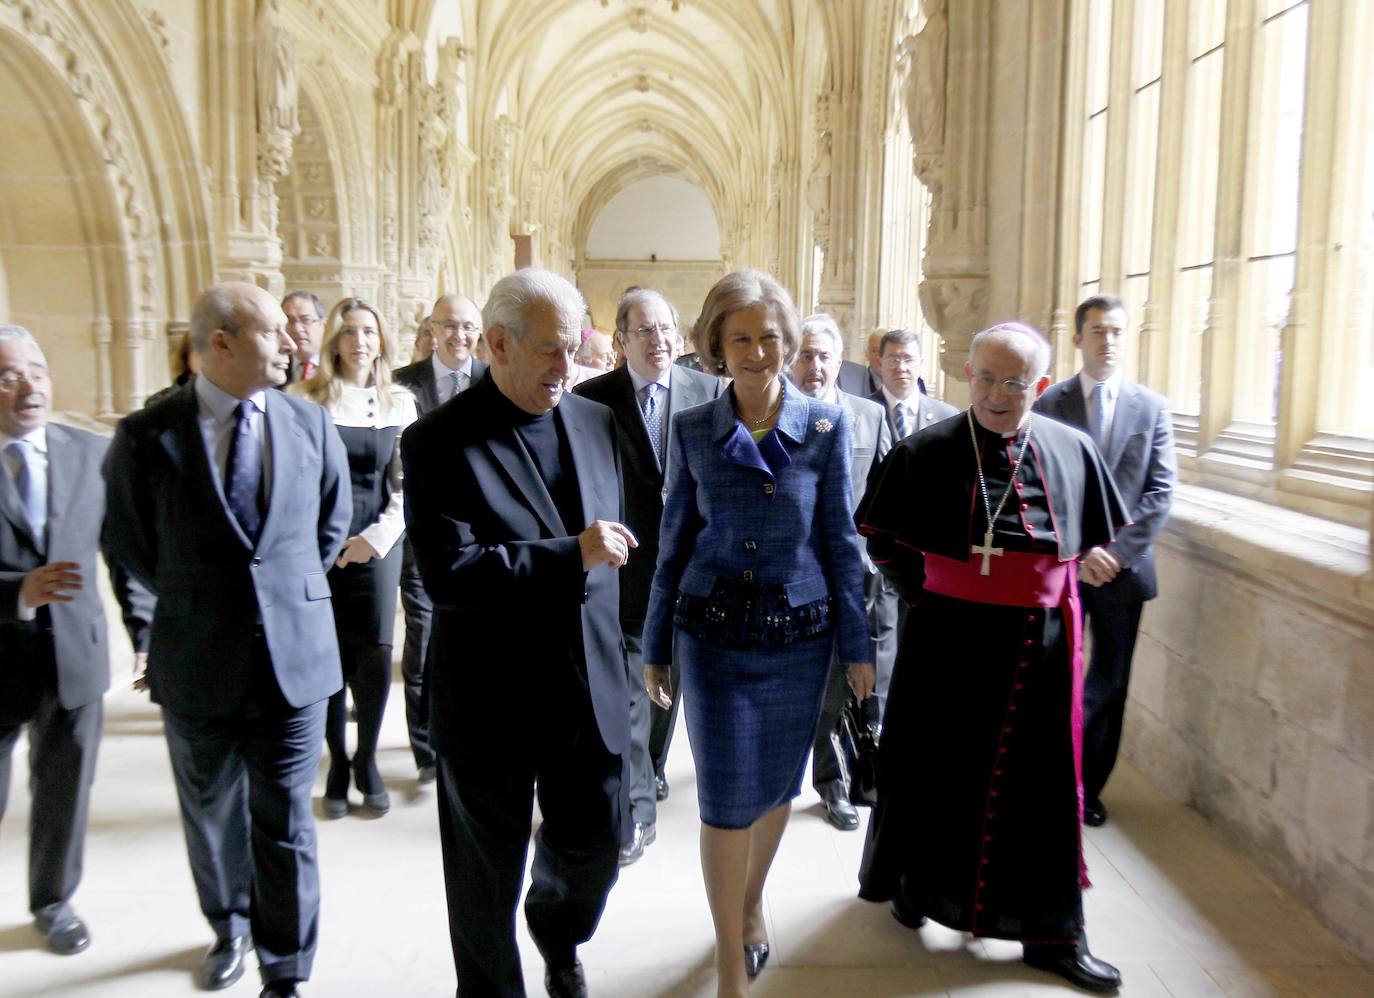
643, 380, 870, 829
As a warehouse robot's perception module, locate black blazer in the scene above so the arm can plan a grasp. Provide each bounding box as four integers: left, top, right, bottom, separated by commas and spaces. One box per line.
394, 357, 490, 416
0, 425, 112, 725
1034, 377, 1176, 600
105, 383, 353, 715
401, 374, 630, 756
573, 364, 722, 626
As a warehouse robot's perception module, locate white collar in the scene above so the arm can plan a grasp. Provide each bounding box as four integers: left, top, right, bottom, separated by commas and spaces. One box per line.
196, 373, 267, 422
431, 352, 473, 381
1078, 370, 1122, 401
882, 386, 915, 411
0, 424, 48, 454
626, 364, 672, 395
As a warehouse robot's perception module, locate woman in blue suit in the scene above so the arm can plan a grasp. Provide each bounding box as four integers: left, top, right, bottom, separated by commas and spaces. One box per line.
643, 270, 874, 996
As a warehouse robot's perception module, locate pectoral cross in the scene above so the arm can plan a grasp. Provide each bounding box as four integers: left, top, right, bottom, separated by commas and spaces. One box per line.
972, 529, 1004, 575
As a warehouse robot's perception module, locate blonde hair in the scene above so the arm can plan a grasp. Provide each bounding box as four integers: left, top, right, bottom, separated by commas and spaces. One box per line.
298, 297, 408, 418
693, 269, 801, 373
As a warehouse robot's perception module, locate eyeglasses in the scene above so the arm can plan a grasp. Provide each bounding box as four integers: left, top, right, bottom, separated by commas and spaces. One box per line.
0, 368, 50, 394
628, 322, 676, 339
881, 354, 920, 370
439, 321, 480, 335
973, 374, 1031, 396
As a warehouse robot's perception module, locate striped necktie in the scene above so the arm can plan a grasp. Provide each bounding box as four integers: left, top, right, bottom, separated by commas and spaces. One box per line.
641, 383, 664, 465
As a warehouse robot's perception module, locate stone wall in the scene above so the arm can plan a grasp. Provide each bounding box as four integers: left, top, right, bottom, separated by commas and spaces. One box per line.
1122, 484, 1374, 966
575, 259, 725, 344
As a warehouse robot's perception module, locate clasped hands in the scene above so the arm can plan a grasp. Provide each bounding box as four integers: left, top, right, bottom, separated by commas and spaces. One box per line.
643, 660, 876, 709
1077, 545, 1122, 587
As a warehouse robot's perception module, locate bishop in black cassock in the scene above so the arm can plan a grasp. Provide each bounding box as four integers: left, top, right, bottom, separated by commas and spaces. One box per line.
856, 323, 1129, 994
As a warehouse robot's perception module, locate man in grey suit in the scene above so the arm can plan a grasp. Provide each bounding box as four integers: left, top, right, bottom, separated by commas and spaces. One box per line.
106, 282, 351, 997
392, 293, 488, 781
791, 313, 893, 830
0, 326, 115, 956
574, 287, 722, 864
869, 328, 957, 439
1034, 293, 1176, 827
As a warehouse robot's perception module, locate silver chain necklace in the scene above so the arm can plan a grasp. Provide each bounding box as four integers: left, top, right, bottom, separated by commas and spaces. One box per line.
966, 409, 1033, 575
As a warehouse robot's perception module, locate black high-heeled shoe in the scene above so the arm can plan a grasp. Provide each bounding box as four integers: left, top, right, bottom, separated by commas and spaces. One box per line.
743, 941, 769, 978
323, 760, 349, 818
353, 763, 391, 816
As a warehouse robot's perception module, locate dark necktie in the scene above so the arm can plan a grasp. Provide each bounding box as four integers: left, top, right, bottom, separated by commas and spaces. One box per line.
641, 383, 664, 466
893, 402, 909, 439
225, 400, 263, 539
446, 370, 463, 402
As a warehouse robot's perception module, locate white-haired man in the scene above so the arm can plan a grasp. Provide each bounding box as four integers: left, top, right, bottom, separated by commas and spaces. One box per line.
402, 268, 636, 998
789, 313, 892, 831
0, 326, 120, 957
857, 322, 1129, 993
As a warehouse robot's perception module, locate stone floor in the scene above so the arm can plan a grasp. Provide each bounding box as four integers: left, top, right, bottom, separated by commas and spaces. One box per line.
2, 677, 1372, 997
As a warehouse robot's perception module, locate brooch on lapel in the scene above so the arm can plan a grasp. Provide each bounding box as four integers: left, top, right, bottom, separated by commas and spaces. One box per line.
814, 418, 833, 433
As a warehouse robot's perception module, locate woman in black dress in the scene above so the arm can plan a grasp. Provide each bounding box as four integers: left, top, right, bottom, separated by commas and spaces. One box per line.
291, 297, 417, 817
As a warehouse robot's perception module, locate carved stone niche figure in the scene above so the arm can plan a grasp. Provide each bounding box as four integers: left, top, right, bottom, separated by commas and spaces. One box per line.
255, 0, 300, 181
417, 105, 449, 250
910, 0, 947, 151
807, 130, 832, 238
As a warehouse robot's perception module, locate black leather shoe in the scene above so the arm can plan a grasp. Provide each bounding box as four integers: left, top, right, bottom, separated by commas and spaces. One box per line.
889, 896, 927, 930
199, 935, 249, 990
1083, 800, 1108, 827
545, 959, 588, 998
40, 915, 90, 955
819, 785, 860, 831
1024, 943, 1122, 993
417, 763, 438, 784
259, 982, 299, 998
618, 821, 656, 866
743, 941, 770, 978
654, 775, 669, 801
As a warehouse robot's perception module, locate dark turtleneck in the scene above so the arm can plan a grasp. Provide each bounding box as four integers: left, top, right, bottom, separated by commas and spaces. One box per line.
489, 378, 583, 534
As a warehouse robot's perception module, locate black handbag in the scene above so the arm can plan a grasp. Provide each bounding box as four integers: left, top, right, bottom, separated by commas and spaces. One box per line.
831, 694, 881, 807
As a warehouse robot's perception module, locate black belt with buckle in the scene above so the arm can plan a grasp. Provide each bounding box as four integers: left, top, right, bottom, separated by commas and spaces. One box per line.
673, 577, 833, 648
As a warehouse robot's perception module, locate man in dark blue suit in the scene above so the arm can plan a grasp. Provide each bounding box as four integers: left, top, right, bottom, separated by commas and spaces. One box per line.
1034, 293, 1176, 827
403, 269, 634, 998
392, 293, 489, 782
106, 282, 351, 997
575, 287, 721, 864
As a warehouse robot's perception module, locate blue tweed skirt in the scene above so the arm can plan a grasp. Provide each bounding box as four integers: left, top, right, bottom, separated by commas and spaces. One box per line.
677, 628, 833, 829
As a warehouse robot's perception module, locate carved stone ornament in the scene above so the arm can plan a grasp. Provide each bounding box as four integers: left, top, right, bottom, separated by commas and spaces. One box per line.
255, 0, 300, 182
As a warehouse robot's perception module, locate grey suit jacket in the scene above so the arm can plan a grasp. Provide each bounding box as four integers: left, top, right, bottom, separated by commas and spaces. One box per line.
869, 389, 958, 442
1034, 376, 1176, 600
835, 390, 893, 574
0, 424, 111, 724
105, 383, 352, 715
394, 357, 490, 416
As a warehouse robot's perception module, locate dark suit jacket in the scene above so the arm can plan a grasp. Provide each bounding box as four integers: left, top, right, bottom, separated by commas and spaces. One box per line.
104, 382, 352, 716
838, 360, 879, 398
573, 364, 722, 626
1034, 376, 1176, 600
868, 388, 958, 441
393, 357, 490, 416
0, 425, 111, 725
400, 374, 630, 757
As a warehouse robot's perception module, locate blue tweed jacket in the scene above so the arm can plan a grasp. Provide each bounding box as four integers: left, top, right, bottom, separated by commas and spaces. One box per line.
642, 378, 870, 666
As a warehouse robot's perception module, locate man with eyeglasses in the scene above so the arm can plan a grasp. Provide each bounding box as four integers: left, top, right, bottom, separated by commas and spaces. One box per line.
0, 325, 127, 957
282, 291, 325, 383
857, 321, 1129, 994
870, 328, 956, 441
574, 286, 722, 864
392, 293, 488, 782
1034, 294, 1176, 830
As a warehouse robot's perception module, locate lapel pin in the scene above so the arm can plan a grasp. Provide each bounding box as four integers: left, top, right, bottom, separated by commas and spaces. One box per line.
814, 418, 833, 433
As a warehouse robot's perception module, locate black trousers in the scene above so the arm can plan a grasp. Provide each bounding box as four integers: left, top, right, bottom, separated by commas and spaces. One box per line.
160, 638, 328, 986
1079, 584, 1145, 805
435, 671, 623, 997
0, 644, 101, 928
399, 539, 435, 771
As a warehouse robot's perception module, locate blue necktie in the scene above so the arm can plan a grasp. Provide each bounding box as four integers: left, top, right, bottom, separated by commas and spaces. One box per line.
225, 400, 263, 539
893, 402, 909, 439
1089, 382, 1108, 452
641, 383, 664, 466
7, 439, 44, 546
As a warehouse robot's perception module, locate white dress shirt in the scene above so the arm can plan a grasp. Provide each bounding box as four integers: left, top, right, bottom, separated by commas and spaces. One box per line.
431, 353, 474, 403
881, 386, 916, 437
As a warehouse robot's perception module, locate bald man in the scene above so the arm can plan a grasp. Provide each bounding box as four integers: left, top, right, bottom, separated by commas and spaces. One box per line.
106, 281, 351, 997
392, 293, 489, 780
